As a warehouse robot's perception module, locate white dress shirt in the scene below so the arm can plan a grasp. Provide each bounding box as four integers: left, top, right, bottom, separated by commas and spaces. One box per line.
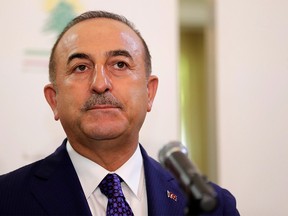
66, 141, 148, 216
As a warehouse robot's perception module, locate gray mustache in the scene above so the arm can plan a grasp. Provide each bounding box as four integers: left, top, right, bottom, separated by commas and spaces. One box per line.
81, 92, 124, 111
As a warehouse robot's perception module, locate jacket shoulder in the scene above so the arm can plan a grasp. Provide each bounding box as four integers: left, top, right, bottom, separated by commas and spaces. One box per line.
0, 159, 47, 214
206, 182, 240, 216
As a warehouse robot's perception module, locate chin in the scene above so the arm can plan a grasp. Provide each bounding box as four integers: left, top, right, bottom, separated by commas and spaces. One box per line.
83, 123, 128, 140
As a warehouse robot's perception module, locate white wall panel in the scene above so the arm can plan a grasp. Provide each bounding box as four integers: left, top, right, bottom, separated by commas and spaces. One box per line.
215, 0, 288, 215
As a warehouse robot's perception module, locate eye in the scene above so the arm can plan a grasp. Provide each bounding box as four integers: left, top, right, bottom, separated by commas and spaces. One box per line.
114, 61, 127, 69
74, 65, 89, 73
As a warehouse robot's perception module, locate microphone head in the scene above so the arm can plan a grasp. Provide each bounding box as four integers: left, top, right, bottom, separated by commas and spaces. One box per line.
158, 141, 218, 214
158, 141, 188, 166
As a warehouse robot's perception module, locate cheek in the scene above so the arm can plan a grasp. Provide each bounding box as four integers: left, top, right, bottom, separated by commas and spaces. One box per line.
56, 85, 87, 114
126, 84, 149, 111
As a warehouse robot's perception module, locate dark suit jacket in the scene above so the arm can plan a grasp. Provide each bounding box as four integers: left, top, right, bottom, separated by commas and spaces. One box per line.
0, 139, 239, 215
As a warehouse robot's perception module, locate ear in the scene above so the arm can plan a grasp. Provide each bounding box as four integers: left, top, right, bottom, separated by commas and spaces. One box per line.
147, 75, 159, 112
44, 84, 59, 120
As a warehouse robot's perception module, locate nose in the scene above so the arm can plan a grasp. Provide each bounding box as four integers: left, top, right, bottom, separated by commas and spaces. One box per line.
90, 66, 112, 93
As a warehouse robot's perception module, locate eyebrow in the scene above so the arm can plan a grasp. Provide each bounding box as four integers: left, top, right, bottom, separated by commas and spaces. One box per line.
106, 49, 133, 59
67, 49, 133, 65
67, 53, 91, 65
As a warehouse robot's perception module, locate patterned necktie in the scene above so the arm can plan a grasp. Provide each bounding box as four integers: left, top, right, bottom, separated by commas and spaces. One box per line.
99, 173, 134, 216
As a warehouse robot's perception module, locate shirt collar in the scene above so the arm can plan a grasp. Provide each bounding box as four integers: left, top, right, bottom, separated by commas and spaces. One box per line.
66, 141, 143, 200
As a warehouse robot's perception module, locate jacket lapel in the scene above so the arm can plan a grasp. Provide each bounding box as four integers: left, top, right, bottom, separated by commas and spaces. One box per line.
30, 140, 92, 215
140, 145, 187, 216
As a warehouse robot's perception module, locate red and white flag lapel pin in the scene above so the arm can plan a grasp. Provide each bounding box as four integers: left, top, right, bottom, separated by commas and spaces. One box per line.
167, 190, 177, 202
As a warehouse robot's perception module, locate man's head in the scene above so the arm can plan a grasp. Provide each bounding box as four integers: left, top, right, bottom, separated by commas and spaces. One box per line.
48, 10, 152, 85
44, 10, 158, 150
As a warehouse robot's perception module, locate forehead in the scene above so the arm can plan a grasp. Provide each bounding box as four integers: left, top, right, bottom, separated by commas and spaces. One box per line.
55, 18, 144, 59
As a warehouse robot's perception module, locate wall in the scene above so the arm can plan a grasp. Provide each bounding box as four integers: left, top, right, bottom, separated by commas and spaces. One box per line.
0, 0, 179, 173
215, 0, 288, 215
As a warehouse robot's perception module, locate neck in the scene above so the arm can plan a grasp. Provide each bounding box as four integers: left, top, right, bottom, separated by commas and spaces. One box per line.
68, 138, 138, 171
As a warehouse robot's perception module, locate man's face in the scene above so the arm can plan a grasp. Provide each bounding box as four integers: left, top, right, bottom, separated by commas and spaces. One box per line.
44, 18, 158, 145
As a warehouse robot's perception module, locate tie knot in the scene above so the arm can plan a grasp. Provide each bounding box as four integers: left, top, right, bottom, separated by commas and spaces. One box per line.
99, 173, 124, 198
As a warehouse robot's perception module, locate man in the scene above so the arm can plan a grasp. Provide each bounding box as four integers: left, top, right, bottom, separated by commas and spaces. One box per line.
0, 11, 239, 215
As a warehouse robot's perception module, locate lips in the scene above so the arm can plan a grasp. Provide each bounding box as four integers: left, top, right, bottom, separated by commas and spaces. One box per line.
89, 104, 120, 109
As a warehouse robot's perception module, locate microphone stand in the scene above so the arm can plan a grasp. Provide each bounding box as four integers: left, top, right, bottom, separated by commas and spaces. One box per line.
183, 175, 218, 216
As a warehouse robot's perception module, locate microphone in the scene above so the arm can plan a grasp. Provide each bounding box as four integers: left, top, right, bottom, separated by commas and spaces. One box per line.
158, 141, 217, 215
